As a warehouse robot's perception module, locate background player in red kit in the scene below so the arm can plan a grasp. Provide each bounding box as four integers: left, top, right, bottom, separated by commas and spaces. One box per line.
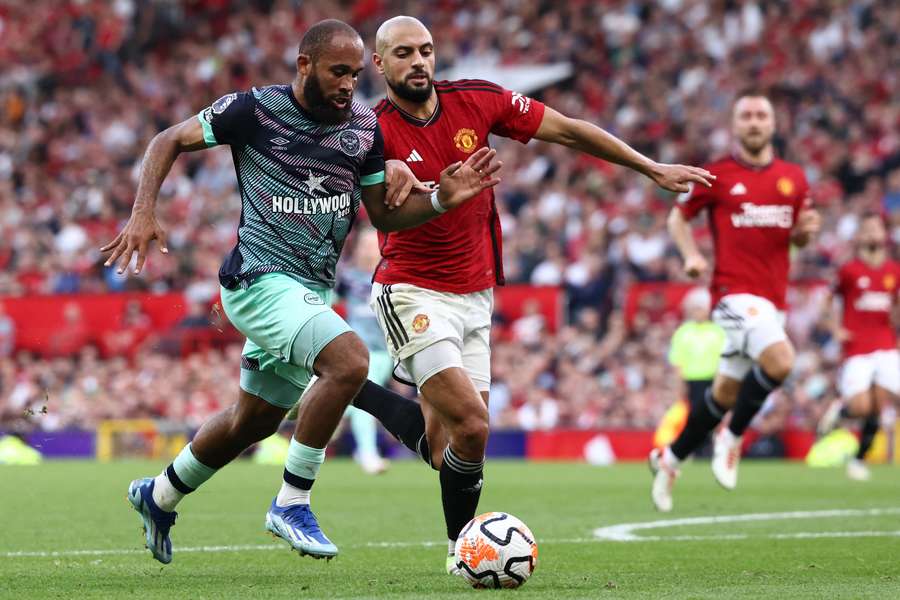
349, 15, 715, 573
651, 90, 821, 512
817, 213, 900, 481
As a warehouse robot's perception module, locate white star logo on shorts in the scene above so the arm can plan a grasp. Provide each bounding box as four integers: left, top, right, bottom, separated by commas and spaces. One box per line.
302, 171, 328, 194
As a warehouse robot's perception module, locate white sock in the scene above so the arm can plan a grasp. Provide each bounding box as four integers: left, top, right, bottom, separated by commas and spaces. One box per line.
448, 539, 457, 555
663, 446, 680, 467
276, 481, 310, 506
152, 471, 184, 512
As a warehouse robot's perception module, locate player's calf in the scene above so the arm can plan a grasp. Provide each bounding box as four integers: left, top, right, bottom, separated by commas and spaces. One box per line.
351, 380, 432, 467
419, 366, 489, 573
727, 341, 793, 439
268, 333, 368, 558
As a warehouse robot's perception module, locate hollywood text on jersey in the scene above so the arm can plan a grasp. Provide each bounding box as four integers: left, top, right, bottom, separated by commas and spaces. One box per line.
270, 192, 352, 217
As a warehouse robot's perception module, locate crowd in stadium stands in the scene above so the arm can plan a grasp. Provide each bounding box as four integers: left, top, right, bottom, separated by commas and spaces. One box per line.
1, 0, 898, 433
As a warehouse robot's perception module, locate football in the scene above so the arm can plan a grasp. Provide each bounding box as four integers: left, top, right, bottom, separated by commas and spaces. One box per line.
453, 512, 538, 589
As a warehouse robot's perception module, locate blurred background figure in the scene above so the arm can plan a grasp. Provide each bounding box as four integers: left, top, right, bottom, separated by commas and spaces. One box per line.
0, 301, 14, 359
337, 227, 393, 475
654, 287, 725, 455
0, 0, 897, 460
817, 213, 900, 481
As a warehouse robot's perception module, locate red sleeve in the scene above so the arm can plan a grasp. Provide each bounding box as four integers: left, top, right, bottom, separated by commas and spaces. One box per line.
676, 179, 716, 220
794, 169, 812, 223
488, 86, 546, 143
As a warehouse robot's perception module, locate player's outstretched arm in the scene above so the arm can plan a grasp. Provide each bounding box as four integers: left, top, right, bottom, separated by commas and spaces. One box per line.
101, 117, 208, 274
667, 207, 707, 279
362, 147, 501, 232
533, 106, 714, 193
384, 160, 431, 210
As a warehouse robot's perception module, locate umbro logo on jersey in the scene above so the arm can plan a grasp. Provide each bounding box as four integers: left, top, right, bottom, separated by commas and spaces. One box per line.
730, 182, 748, 196
406, 149, 423, 162
269, 137, 291, 146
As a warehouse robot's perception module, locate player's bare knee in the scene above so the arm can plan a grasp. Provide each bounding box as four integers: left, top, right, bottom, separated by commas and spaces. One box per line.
451, 411, 489, 456
317, 332, 369, 389
712, 376, 740, 408
759, 342, 794, 382
337, 350, 369, 387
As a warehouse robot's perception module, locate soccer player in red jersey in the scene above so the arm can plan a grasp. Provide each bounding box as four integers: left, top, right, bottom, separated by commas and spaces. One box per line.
348, 16, 714, 572
650, 90, 821, 512
817, 213, 900, 481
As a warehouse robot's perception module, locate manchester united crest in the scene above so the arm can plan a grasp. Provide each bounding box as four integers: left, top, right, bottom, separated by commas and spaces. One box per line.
776, 177, 794, 197
412, 313, 430, 333
885, 274, 896, 290
453, 128, 478, 153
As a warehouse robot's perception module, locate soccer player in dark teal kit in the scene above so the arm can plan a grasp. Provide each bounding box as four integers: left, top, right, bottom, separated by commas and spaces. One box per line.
101, 20, 501, 564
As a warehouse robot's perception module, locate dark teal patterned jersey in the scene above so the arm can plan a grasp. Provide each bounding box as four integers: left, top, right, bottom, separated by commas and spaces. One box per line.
197, 85, 385, 290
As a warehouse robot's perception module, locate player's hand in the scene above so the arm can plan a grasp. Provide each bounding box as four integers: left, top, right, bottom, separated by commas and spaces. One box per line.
100, 209, 169, 274
794, 208, 821, 236
649, 163, 715, 193
683, 253, 708, 279
436, 147, 502, 210
385, 159, 431, 210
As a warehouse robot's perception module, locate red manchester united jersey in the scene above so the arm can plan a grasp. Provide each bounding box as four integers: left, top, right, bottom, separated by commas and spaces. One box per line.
678, 156, 810, 309
373, 79, 545, 293
835, 258, 900, 357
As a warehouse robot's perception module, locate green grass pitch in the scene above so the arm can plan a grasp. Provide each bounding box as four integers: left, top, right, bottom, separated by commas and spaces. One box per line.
2, 459, 899, 599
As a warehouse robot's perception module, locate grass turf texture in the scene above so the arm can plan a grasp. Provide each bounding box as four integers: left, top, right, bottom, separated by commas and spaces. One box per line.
2, 460, 899, 599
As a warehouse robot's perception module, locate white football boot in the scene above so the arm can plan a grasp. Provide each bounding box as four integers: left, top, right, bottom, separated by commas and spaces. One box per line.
846, 458, 871, 482
648, 447, 680, 512
711, 427, 741, 490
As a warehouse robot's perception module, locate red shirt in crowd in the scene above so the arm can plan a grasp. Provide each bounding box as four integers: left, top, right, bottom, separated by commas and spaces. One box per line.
374, 79, 545, 294
835, 258, 900, 357
678, 156, 810, 309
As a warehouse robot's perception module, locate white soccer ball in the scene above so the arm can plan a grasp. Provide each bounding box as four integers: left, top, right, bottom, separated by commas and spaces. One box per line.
454, 512, 538, 589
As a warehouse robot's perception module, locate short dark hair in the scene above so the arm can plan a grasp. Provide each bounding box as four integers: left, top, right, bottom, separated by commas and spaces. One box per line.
298, 19, 361, 62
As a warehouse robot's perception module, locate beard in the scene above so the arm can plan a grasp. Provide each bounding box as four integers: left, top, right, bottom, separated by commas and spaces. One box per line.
738, 131, 772, 155
387, 71, 433, 103
303, 72, 352, 124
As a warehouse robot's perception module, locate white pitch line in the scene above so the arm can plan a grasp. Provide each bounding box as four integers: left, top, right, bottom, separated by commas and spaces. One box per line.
592, 507, 900, 542
0, 540, 444, 559
5, 508, 900, 558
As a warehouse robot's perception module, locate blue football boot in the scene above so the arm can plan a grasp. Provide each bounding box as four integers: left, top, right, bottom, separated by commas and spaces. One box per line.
127, 477, 177, 564
265, 500, 338, 559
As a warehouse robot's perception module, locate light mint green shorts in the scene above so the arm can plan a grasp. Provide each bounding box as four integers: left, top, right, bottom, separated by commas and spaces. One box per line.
220, 272, 352, 409
367, 350, 394, 387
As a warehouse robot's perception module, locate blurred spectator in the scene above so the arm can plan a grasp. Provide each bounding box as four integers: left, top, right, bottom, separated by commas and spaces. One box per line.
1, 0, 898, 434
100, 299, 153, 357
48, 302, 91, 357
517, 389, 561, 431
0, 301, 14, 358
176, 301, 212, 330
